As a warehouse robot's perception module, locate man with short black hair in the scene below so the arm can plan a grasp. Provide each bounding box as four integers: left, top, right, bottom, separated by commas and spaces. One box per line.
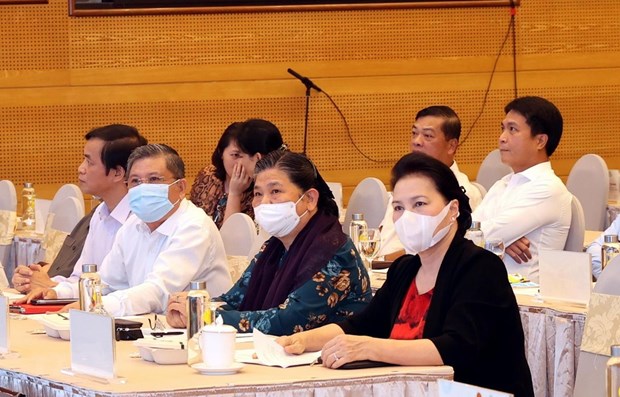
473, 96, 572, 282
12, 124, 147, 293
23, 144, 232, 316
379, 105, 482, 256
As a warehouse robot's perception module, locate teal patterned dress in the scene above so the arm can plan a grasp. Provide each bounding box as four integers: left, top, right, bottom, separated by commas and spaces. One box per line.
217, 238, 372, 336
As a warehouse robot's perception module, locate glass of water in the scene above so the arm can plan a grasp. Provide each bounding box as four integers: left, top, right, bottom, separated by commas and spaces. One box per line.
357, 228, 381, 272
485, 238, 505, 259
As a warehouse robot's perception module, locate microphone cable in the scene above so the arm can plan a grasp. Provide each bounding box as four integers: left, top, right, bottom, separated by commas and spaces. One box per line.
320, 89, 393, 164
460, 4, 518, 147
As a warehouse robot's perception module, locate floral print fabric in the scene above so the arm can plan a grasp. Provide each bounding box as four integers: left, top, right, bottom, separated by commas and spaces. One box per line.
217, 239, 372, 335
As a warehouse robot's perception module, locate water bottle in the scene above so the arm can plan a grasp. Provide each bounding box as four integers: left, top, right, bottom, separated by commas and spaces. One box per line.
602, 235, 620, 270
465, 220, 485, 248
349, 213, 368, 248
21, 182, 36, 231
78, 264, 101, 312
187, 280, 210, 366
608, 345, 620, 397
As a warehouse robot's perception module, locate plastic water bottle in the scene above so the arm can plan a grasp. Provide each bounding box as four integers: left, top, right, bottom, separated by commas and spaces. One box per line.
465, 220, 485, 248
602, 235, 620, 270
187, 280, 209, 366
78, 264, 101, 312
21, 182, 36, 231
349, 213, 368, 248
608, 345, 620, 397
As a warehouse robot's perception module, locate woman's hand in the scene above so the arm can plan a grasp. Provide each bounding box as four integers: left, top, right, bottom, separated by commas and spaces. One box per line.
276, 333, 308, 355
166, 291, 189, 329
320, 334, 374, 369
228, 163, 253, 197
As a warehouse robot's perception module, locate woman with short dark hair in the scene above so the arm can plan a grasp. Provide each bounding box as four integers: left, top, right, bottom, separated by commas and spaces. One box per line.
190, 118, 285, 228
278, 151, 534, 397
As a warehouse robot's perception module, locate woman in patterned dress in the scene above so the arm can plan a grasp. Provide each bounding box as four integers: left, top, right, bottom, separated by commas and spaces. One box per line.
168, 151, 372, 335
190, 118, 285, 228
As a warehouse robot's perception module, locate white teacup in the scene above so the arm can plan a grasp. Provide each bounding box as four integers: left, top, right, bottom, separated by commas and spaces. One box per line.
199, 324, 237, 368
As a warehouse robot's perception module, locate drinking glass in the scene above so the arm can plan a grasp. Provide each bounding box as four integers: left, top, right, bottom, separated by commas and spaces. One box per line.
357, 228, 381, 272
485, 238, 505, 259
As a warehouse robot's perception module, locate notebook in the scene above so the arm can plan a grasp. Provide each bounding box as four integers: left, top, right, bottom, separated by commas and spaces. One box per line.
538, 249, 592, 306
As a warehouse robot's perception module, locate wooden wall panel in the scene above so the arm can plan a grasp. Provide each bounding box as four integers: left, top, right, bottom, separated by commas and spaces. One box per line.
1, 0, 619, 203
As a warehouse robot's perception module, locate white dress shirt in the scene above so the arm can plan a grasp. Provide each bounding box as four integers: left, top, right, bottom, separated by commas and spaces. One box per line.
587, 216, 620, 279
378, 161, 481, 256
56, 199, 232, 316
52, 194, 131, 286
473, 161, 572, 282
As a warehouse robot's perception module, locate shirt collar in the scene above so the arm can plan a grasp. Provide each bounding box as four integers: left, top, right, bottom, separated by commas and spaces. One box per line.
449, 161, 460, 174
99, 193, 132, 223
513, 161, 553, 183
140, 198, 188, 237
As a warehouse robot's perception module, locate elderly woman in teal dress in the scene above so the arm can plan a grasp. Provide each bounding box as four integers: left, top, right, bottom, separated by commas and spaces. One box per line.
167, 151, 371, 335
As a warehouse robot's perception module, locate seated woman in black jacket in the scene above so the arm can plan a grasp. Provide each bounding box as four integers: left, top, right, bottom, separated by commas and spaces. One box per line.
278, 151, 534, 397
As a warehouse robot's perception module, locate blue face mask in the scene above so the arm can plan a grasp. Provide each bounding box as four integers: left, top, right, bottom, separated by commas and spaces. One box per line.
129, 180, 181, 223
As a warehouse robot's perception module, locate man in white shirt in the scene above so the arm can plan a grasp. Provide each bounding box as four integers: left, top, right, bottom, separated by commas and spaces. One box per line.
587, 217, 620, 279
24, 144, 232, 316
379, 105, 482, 256
473, 96, 572, 282
12, 124, 147, 293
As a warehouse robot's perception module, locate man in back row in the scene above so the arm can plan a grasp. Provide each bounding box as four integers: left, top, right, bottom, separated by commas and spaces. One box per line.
12, 124, 147, 293
23, 144, 232, 316
379, 105, 482, 256
473, 96, 572, 282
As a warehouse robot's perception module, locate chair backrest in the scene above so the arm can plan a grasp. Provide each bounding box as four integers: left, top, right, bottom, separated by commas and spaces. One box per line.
52, 184, 85, 218
566, 154, 609, 231
470, 181, 487, 200
573, 255, 620, 397
48, 196, 83, 234
343, 177, 389, 234
219, 212, 257, 257
564, 195, 586, 252
326, 181, 344, 217
475, 149, 513, 192
0, 180, 17, 212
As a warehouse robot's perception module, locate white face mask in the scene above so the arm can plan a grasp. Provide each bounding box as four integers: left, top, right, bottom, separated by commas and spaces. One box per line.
254, 193, 308, 238
394, 201, 455, 255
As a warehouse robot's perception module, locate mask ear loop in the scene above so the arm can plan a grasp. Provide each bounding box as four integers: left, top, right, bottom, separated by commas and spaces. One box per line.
169, 179, 183, 206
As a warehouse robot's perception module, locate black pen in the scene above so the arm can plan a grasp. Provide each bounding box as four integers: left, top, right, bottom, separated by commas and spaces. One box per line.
151, 331, 184, 337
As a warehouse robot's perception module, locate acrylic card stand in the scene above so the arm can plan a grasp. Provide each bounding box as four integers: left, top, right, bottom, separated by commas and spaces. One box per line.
62, 309, 125, 384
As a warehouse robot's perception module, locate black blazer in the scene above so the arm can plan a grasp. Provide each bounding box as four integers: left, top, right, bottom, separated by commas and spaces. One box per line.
339, 237, 534, 397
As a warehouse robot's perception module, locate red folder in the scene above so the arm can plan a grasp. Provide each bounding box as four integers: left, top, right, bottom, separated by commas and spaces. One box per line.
9, 304, 66, 314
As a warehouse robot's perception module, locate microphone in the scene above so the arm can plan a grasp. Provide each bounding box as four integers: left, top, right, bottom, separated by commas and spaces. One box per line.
287, 68, 322, 93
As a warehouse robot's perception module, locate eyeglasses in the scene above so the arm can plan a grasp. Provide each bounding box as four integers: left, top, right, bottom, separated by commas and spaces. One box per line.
127, 176, 173, 188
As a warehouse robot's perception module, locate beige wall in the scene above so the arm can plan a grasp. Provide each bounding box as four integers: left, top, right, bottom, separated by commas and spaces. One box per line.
1, 0, 620, 203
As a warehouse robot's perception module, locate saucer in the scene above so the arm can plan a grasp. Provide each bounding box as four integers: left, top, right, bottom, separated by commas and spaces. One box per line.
191, 362, 245, 375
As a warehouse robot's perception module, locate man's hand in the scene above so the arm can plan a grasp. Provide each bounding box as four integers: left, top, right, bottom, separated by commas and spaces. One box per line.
505, 237, 532, 264
15, 287, 58, 304
166, 291, 189, 329
11, 263, 56, 293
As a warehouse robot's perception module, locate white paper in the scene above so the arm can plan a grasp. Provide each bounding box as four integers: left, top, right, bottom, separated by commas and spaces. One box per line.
69, 309, 116, 379
235, 329, 320, 368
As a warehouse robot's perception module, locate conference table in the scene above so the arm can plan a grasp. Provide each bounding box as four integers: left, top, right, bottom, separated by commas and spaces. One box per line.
0, 314, 453, 397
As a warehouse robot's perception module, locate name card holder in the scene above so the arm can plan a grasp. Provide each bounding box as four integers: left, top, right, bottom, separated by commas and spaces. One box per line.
61, 309, 126, 384
0, 296, 20, 359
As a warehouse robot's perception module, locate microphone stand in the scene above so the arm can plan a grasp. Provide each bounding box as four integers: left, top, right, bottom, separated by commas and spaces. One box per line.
302, 84, 311, 155
287, 68, 322, 155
